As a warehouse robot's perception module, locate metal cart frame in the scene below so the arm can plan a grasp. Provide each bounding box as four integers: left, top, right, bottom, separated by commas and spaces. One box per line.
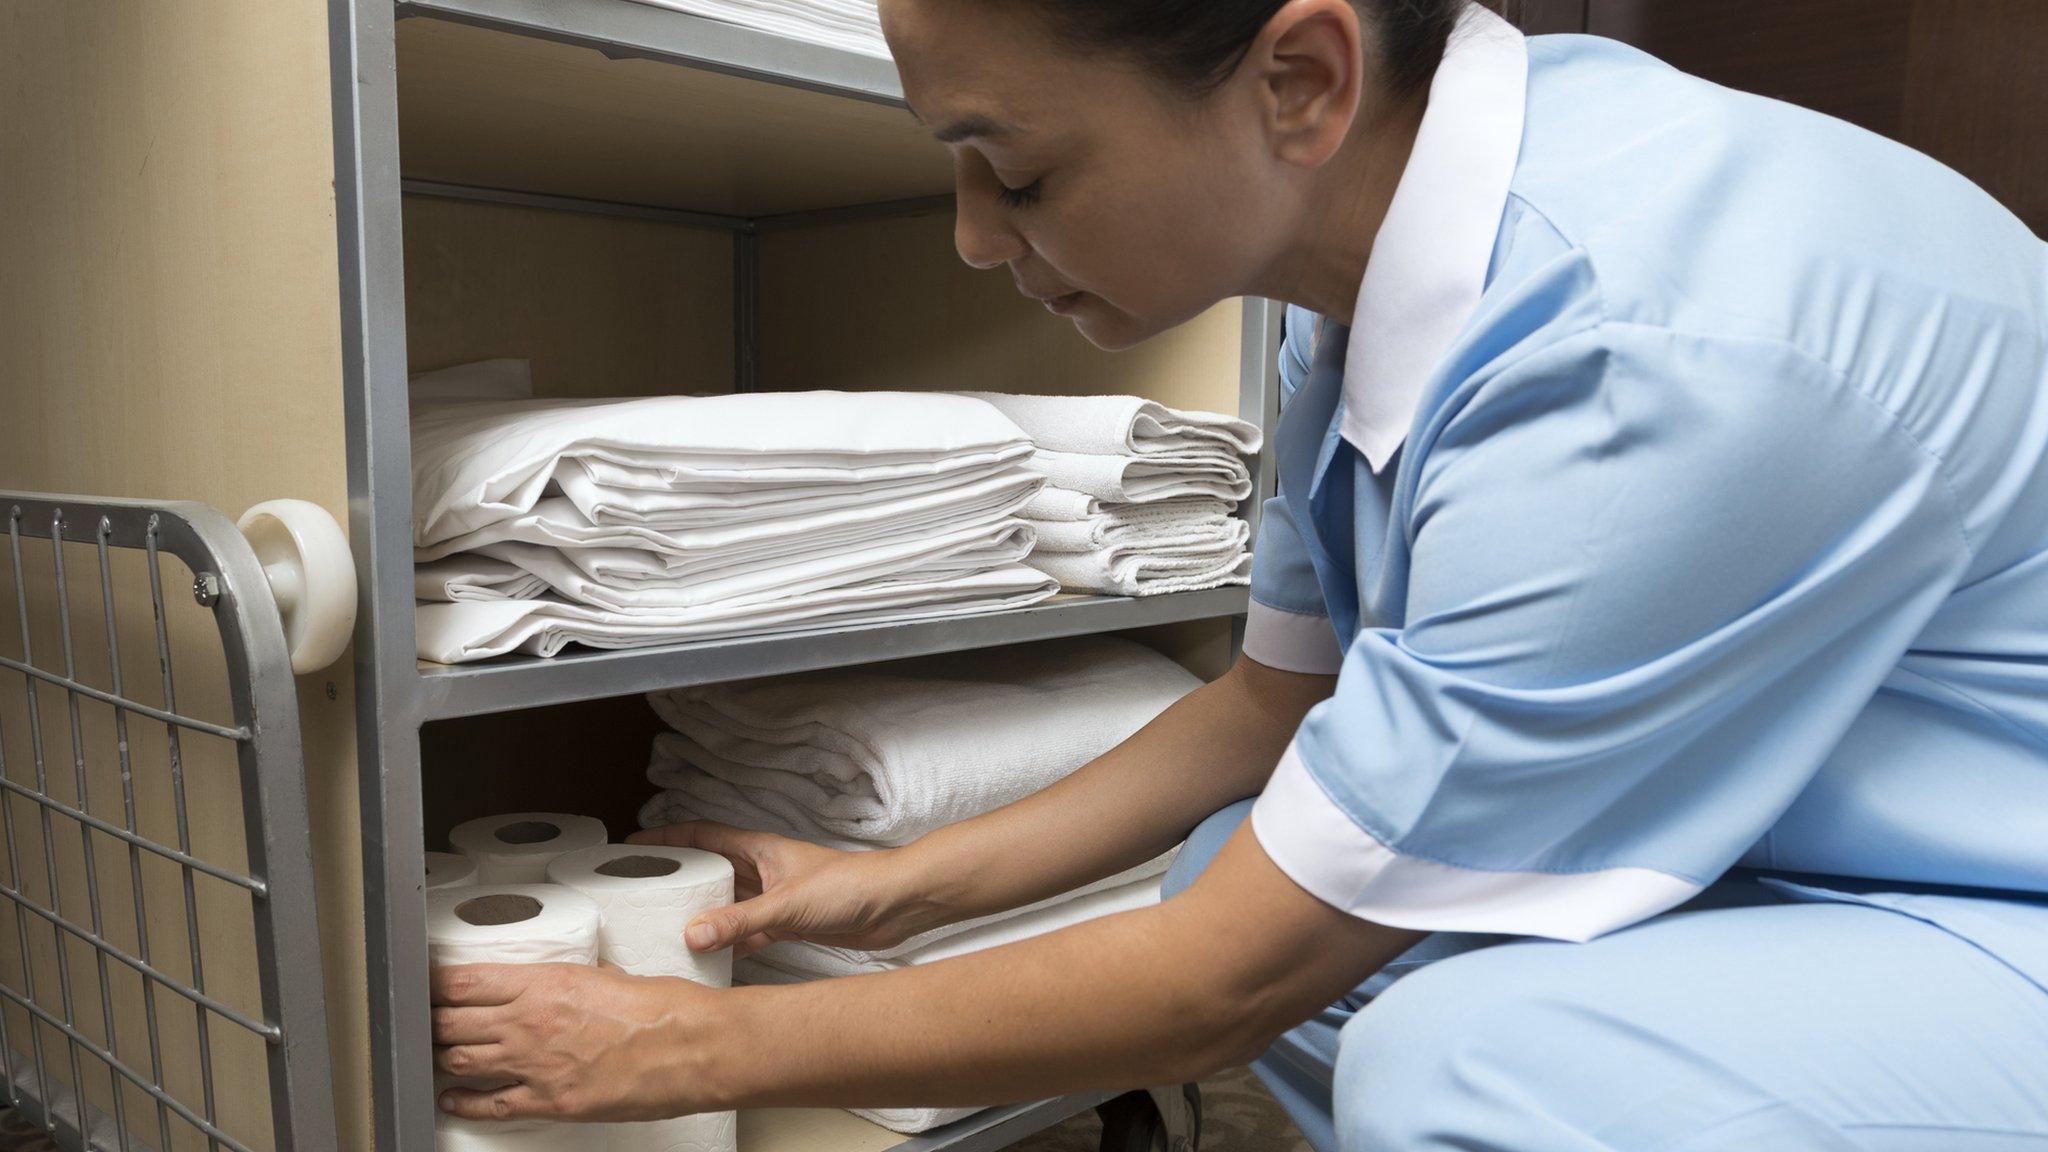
326, 1, 1284, 1147
0, 495, 336, 1152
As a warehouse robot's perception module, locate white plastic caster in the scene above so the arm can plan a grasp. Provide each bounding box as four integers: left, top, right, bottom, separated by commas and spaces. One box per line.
237, 500, 358, 675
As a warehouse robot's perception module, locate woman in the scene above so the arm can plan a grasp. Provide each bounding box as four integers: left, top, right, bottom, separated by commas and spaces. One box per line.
433, 2, 2048, 1147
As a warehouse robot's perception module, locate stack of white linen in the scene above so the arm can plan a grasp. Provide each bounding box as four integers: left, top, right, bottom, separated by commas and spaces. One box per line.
624, 0, 886, 58
637, 635, 1200, 1133
410, 361, 1059, 663
962, 393, 1261, 596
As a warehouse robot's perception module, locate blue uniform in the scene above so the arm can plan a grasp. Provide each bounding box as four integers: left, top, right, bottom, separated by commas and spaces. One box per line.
1185, 6, 2048, 1149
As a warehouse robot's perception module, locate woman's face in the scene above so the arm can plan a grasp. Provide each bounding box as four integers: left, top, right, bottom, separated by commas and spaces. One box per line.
880, 2, 1331, 351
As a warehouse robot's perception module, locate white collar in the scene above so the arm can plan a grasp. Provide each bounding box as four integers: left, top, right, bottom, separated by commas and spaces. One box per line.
1340, 3, 1528, 472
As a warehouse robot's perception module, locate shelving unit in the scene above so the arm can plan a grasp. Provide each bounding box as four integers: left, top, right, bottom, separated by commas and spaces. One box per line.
327, 2, 1284, 1149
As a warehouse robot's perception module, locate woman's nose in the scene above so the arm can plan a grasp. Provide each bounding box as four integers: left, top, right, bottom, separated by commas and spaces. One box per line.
953, 160, 1029, 270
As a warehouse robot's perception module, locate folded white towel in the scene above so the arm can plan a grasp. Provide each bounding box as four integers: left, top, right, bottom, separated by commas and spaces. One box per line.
412, 392, 1031, 549
414, 565, 1057, 663
735, 873, 1169, 1134
1021, 449, 1251, 505
413, 555, 548, 603
1025, 510, 1249, 556
962, 392, 1260, 459
478, 520, 1033, 613
553, 459, 1020, 529
641, 636, 1201, 845
1026, 548, 1253, 597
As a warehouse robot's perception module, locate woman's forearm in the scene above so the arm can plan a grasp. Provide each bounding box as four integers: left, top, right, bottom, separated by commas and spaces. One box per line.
891, 656, 1334, 933
700, 824, 1414, 1112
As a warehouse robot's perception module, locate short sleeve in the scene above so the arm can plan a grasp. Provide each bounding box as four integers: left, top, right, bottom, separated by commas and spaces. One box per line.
1244, 306, 1345, 675
1250, 324, 1970, 941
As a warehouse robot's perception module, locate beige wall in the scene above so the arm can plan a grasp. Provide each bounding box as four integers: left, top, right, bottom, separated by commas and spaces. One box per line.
0, 2, 367, 1149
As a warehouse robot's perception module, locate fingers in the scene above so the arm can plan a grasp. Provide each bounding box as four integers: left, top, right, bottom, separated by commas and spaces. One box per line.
431, 1005, 501, 1046
731, 931, 778, 960
628, 821, 775, 862
431, 964, 528, 1008
685, 894, 784, 953
434, 1042, 512, 1081
437, 1083, 548, 1123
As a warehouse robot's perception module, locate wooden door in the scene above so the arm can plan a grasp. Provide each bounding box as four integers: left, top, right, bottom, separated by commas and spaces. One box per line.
1482, 0, 2048, 236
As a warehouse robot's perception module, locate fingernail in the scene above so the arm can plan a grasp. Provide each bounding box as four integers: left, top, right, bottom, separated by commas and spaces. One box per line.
686, 922, 717, 950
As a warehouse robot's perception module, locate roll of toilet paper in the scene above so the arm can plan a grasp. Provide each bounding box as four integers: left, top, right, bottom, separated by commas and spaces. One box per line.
545, 845, 735, 988
609, 1109, 738, 1152
425, 851, 478, 891
429, 884, 604, 1124
448, 812, 610, 884
436, 1114, 589, 1152
427, 883, 603, 969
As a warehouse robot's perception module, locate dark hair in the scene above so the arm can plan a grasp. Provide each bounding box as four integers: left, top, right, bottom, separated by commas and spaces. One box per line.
1021, 0, 1465, 98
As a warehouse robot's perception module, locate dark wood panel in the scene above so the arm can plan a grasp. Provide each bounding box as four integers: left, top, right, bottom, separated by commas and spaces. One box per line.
1479, 0, 1589, 33
1583, 0, 2046, 236
1900, 1, 2048, 236
1586, 0, 1915, 136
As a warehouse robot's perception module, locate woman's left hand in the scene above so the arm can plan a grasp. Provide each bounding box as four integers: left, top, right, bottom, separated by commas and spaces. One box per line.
431, 962, 725, 1123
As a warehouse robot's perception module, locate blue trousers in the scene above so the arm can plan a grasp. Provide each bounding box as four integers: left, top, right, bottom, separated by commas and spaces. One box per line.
1164, 801, 2048, 1151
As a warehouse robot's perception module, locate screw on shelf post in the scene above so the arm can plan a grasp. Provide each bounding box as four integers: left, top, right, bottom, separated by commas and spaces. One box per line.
191, 573, 222, 607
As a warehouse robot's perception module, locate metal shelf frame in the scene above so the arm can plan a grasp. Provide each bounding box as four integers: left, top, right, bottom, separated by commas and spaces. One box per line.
328, 0, 1285, 1147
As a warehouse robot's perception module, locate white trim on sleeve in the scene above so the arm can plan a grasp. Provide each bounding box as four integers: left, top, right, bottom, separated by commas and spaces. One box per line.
1242, 600, 1346, 675
1251, 744, 1702, 942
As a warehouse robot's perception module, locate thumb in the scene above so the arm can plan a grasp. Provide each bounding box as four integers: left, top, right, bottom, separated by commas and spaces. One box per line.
686, 895, 784, 953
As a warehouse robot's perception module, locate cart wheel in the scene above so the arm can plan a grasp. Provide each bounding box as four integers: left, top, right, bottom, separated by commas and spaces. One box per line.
237, 499, 357, 674
1097, 1084, 1201, 1152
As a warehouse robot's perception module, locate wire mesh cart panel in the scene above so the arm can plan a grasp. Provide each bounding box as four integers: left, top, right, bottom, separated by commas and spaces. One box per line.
0, 495, 336, 1152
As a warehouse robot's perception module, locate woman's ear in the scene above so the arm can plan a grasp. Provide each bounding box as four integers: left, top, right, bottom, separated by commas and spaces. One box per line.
1246, 0, 1369, 169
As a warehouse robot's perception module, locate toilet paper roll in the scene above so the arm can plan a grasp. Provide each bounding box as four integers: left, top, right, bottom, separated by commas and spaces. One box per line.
448, 812, 610, 884
436, 1114, 589, 1152
609, 1109, 738, 1152
426, 883, 603, 969
428, 883, 605, 1127
544, 845, 736, 988
425, 851, 478, 891
545, 846, 738, 1152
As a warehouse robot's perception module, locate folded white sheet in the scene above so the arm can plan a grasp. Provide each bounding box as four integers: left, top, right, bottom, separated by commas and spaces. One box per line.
478, 520, 1034, 613
417, 469, 1041, 564
1025, 511, 1249, 556
640, 636, 1201, 845
1022, 489, 1231, 524
553, 458, 1018, 528
962, 392, 1260, 459
412, 392, 1031, 548
1025, 548, 1254, 597
736, 873, 1169, 1134
623, 0, 887, 58
414, 555, 547, 603
415, 565, 1057, 663
1021, 449, 1251, 504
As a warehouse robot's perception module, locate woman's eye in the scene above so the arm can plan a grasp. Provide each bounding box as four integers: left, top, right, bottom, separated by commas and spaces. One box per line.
996, 178, 1044, 209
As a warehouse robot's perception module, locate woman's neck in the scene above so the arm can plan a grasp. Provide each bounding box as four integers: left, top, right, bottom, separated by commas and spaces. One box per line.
1254, 90, 1427, 324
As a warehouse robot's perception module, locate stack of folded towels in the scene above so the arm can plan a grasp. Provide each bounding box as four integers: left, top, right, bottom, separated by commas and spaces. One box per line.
625, 0, 887, 58
409, 360, 1060, 664
639, 635, 1201, 1133
962, 393, 1261, 596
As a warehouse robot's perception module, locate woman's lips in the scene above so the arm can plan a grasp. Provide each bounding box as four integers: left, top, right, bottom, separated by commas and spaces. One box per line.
1041, 290, 1085, 315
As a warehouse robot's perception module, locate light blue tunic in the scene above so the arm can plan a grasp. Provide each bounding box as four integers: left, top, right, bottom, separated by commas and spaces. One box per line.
1204, 20, 2048, 1152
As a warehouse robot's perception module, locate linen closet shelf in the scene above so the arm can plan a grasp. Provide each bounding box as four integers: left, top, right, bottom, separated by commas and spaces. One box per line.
383, 0, 1287, 1146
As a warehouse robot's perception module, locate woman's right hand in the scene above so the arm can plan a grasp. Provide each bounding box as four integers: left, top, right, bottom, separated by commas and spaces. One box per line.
626, 822, 943, 958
